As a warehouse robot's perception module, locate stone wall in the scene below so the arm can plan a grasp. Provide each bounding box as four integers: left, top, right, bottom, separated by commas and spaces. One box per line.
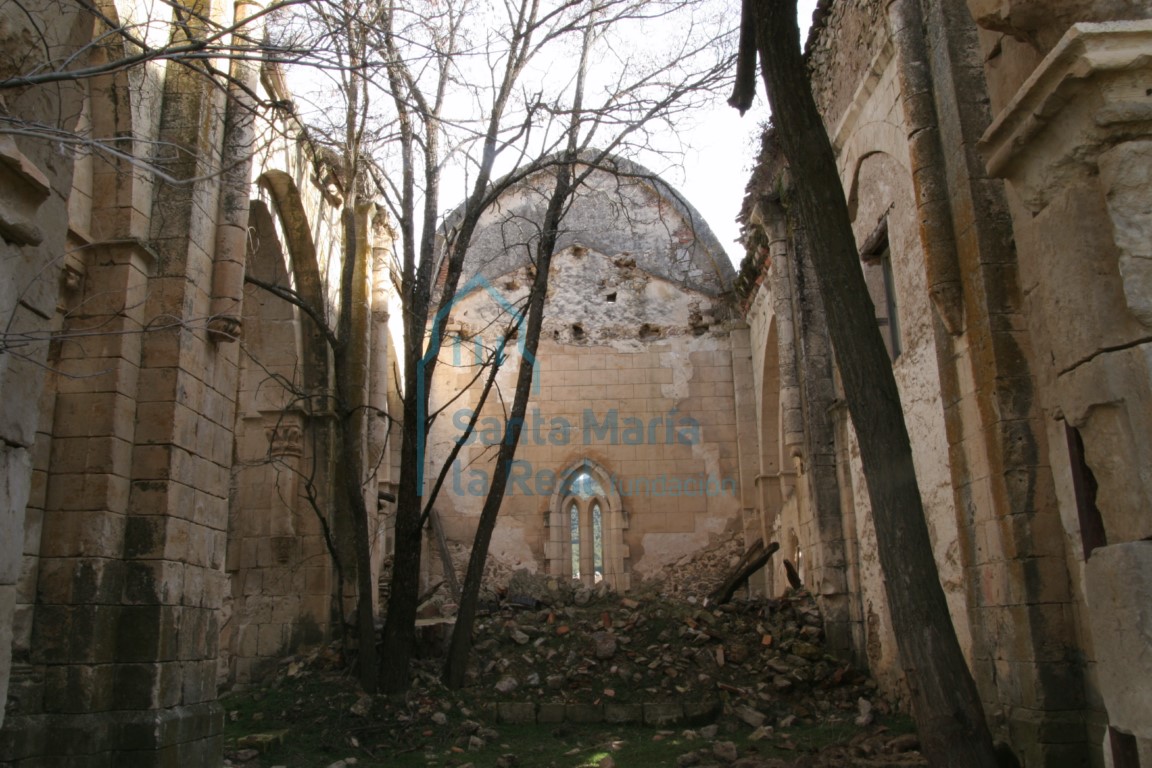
973, 6, 1152, 764
0, 0, 399, 763
741, 1, 1152, 765
806, 0, 889, 136
424, 163, 746, 596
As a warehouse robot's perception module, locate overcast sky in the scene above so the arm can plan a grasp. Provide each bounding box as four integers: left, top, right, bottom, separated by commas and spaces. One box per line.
287, 0, 817, 269
652, 0, 818, 266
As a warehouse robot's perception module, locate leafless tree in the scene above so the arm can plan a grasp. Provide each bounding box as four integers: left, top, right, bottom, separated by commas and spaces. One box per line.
358, 0, 735, 692
729, 2, 997, 765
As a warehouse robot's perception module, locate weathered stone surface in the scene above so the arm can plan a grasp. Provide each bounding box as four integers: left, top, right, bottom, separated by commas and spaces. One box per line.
735, 706, 766, 728
1085, 541, 1152, 739
565, 703, 604, 723
591, 631, 617, 660
713, 741, 739, 763
537, 702, 567, 723
494, 676, 519, 694
496, 702, 536, 724
643, 702, 684, 726
603, 703, 643, 724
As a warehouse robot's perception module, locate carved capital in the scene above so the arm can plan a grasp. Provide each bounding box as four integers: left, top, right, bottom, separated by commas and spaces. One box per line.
979, 21, 1152, 212
208, 315, 242, 342
266, 423, 303, 458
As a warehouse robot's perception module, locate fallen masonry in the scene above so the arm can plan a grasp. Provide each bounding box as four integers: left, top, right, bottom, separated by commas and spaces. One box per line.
459, 581, 885, 725
224, 582, 929, 767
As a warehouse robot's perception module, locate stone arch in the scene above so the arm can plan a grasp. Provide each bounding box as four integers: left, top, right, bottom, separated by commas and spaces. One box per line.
225, 171, 336, 683
545, 459, 630, 591
842, 126, 911, 221
757, 317, 785, 594
257, 170, 329, 396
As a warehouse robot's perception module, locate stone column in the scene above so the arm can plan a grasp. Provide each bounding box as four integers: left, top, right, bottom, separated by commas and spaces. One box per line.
979, 19, 1152, 764
0, 135, 58, 734
208, 0, 265, 343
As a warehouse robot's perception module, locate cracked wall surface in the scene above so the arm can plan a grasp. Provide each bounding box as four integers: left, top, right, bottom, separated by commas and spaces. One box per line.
741, 2, 1152, 766
425, 162, 747, 595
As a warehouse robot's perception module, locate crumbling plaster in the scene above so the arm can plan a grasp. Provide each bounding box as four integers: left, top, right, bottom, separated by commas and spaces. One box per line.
425, 161, 744, 590
976, 19, 1152, 760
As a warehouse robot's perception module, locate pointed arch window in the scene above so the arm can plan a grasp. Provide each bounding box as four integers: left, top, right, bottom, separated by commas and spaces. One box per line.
861, 217, 901, 361
546, 462, 629, 589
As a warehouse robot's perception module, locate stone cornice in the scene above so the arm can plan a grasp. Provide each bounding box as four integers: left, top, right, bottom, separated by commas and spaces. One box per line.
979, 20, 1152, 209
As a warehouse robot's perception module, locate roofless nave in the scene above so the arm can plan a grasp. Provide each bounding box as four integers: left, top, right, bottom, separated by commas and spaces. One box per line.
1, 1, 1150, 765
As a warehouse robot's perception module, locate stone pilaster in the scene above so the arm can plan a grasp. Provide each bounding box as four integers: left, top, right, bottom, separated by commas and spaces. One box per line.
979, 19, 1152, 765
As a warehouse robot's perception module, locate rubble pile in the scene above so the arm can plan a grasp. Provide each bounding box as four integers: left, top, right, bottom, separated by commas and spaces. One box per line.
453, 573, 889, 731
228, 577, 926, 767
638, 533, 749, 602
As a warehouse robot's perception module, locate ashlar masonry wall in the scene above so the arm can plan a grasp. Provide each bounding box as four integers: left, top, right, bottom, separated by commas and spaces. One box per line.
424, 163, 747, 593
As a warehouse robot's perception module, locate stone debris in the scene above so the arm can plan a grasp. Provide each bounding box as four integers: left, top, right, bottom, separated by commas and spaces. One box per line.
249, 580, 923, 768
645, 533, 749, 602
455, 581, 898, 738
713, 740, 739, 762
855, 697, 874, 727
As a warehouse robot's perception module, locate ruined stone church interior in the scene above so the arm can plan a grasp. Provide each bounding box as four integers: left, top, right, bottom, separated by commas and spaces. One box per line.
1, 0, 1150, 765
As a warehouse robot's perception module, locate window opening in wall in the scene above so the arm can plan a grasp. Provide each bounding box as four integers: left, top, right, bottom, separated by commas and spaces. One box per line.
547, 462, 630, 589
562, 469, 608, 583
1065, 424, 1106, 560
861, 218, 900, 361
879, 247, 901, 359
569, 500, 581, 578
1109, 727, 1140, 768
592, 501, 603, 581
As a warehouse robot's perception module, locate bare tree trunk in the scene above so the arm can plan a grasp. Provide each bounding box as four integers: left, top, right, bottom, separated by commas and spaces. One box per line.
333, 202, 380, 692
735, 2, 997, 765
379, 416, 423, 692
379, 234, 429, 693
708, 540, 779, 606
440, 161, 572, 689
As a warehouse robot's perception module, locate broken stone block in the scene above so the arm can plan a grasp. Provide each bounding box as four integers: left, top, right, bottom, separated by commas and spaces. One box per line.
854, 697, 874, 727
496, 702, 536, 724
1085, 541, 1152, 739
748, 726, 774, 742
604, 702, 643, 724
712, 741, 738, 763
643, 701, 684, 726
236, 730, 289, 750
735, 706, 765, 728
592, 631, 617, 659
